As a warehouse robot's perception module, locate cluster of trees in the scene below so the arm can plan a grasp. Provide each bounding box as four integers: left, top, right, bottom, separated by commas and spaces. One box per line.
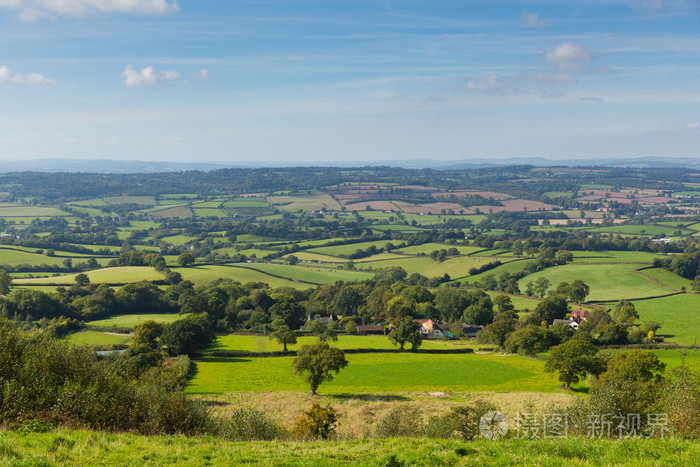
478, 295, 660, 357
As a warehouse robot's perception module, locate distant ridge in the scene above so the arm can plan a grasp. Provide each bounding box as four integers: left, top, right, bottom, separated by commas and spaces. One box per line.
0, 156, 699, 173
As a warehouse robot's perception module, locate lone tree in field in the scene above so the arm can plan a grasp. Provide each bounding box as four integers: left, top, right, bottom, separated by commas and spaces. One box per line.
293, 342, 348, 395
544, 339, 605, 388
388, 316, 422, 350
177, 252, 195, 267
269, 320, 298, 352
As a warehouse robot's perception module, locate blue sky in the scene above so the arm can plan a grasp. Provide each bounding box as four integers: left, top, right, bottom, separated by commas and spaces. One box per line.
0, 0, 699, 164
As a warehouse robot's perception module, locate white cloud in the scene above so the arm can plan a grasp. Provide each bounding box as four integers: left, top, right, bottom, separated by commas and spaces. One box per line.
121, 65, 180, 87
520, 11, 552, 28
0, 0, 179, 21
199, 69, 209, 79
686, 121, 699, 129
0, 65, 56, 85
543, 43, 594, 64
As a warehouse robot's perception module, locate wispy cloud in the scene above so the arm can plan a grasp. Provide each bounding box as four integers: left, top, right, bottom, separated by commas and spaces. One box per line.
686, 121, 699, 129
520, 11, 553, 28
0, 65, 56, 85
0, 0, 179, 21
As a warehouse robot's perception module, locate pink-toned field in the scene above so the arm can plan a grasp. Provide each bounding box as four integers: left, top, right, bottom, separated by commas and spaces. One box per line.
392, 201, 469, 214
471, 199, 555, 213
432, 190, 511, 200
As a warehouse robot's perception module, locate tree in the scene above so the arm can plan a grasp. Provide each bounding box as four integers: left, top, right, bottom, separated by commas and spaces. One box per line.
133, 319, 165, 348
388, 316, 422, 350
0, 269, 11, 295
269, 322, 298, 352
504, 325, 550, 357
597, 321, 629, 345
293, 342, 348, 395
566, 280, 590, 303
306, 320, 338, 342
269, 296, 306, 330
493, 294, 514, 313
478, 312, 517, 347
533, 277, 551, 298
533, 295, 568, 324
545, 339, 605, 388
159, 314, 214, 356
614, 300, 639, 325
177, 252, 195, 267
600, 349, 666, 383
74, 273, 90, 287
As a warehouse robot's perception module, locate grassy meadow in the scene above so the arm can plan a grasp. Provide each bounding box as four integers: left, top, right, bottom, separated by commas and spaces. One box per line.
186, 352, 560, 394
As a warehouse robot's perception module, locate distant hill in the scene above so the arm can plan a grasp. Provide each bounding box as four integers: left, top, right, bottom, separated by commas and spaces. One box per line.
0, 156, 699, 173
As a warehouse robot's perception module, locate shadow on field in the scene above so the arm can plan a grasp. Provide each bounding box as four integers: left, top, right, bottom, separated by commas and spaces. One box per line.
330, 393, 409, 402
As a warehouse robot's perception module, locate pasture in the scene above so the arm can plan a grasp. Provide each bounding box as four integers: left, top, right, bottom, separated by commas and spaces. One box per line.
357, 256, 497, 279
87, 313, 188, 329
516, 263, 670, 301
186, 352, 559, 394
306, 240, 397, 257
67, 330, 131, 347
210, 334, 481, 353
268, 192, 342, 211
177, 265, 309, 289
247, 263, 372, 284
14, 267, 163, 285
619, 293, 700, 346
640, 268, 693, 290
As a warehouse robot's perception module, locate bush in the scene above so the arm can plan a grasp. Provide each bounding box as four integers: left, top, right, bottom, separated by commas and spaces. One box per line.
219, 408, 285, 441
0, 320, 211, 435
221, 408, 285, 441
424, 401, 497, 440
292, 403, 339, 440
375, 405, 423, 438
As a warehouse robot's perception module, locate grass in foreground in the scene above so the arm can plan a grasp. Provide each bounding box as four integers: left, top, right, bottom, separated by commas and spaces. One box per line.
2, 429, 699, 466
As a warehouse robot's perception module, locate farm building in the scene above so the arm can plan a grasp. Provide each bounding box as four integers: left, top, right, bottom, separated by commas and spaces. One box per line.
357, 325, 384, 335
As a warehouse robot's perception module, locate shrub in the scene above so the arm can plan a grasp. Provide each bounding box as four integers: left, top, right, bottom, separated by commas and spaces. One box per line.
219, 408, 285, 441
424, 401, 497, 440
292, 403, 339, 440
0, 320, 211, 436
221, 408, 285, 441
375, 405, 423, 438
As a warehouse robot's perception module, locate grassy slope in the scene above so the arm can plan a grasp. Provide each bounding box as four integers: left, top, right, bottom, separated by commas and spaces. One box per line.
516, 263, 669, 301
622, 294, 700, 346
86, 313, 188, 328
14, 267, 162, 285
3, 430, 698, 466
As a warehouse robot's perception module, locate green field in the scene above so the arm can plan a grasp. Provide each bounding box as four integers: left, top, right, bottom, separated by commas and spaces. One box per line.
357, 256, 498, 279
103, 195, 157, 205
619, 294, 700, 346
640, 268, 693, 290
160, 234, 198, 246
247, 262, 372, 284
223, 198, 270, 208
307, 240, 398, 257
516, 263, 670, 301
187, 352, 559, 394
14, 267, 162, 285
463, 260, 535, 284
584, 225, 684, 236
0, 205, 70, 217
210, 334, 480, 353
0, 248, 103, 267
67, 330, 131, 347
177, 265, 310, 289
392, 243, 486, 255
87, 313, 189, 329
